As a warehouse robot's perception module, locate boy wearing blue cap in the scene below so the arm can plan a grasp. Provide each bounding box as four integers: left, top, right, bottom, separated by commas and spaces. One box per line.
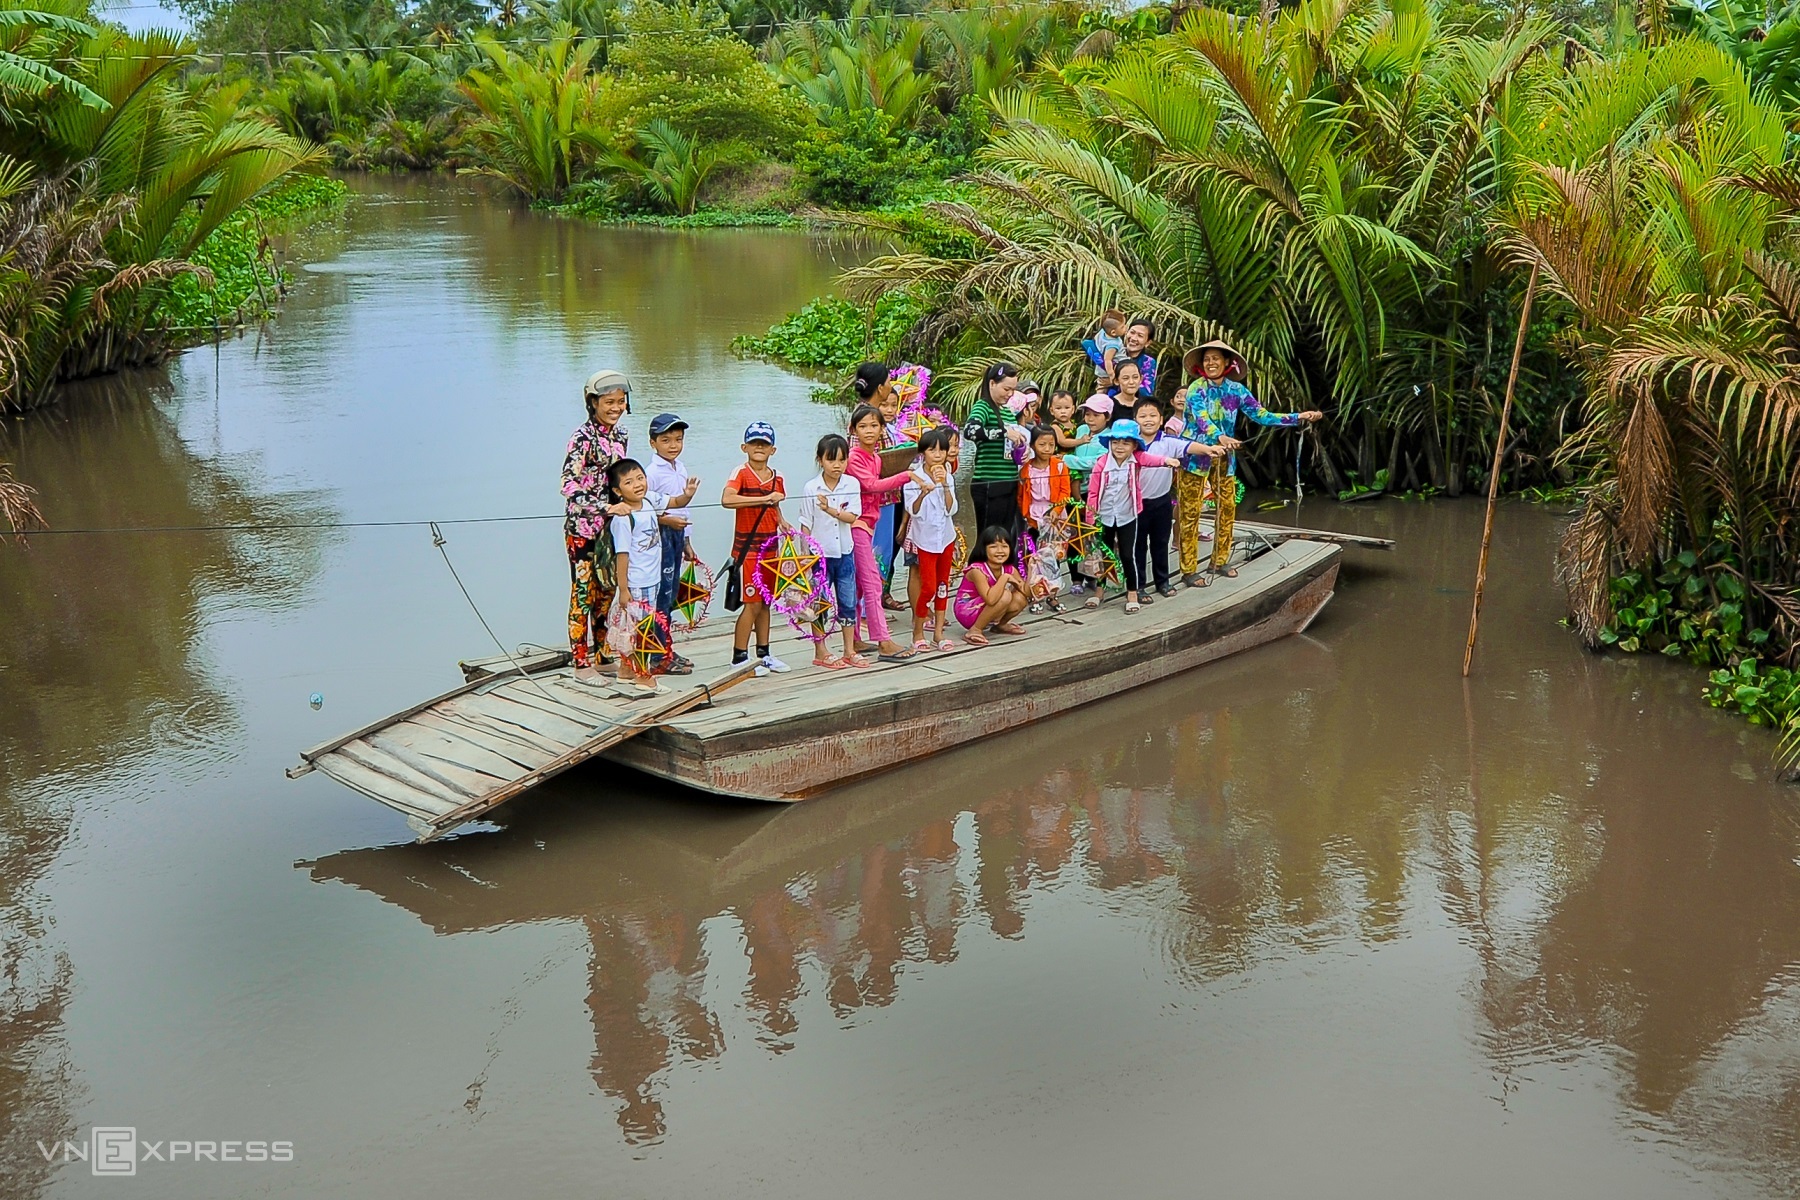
721, 421, 793, 674
646, 412, 700, 674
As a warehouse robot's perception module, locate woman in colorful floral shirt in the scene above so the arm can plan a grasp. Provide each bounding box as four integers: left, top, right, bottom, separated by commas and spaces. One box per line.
1177, 341, 1321, 580
563, 369, 635, 673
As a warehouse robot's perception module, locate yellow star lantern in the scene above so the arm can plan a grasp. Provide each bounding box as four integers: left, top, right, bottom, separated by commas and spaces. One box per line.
762, 533, 822, 606
1062, 502, 1101, 560
631, 609, 670, 674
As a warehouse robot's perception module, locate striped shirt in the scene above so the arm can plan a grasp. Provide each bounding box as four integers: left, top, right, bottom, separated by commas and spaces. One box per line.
962, 397, 1016, 483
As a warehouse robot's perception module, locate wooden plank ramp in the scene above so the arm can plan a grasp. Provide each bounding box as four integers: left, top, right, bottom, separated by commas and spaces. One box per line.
290, 659, 759, 841
1236, 518, 1393, 551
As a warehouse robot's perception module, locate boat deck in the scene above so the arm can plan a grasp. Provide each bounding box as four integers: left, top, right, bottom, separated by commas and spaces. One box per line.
292, 526, 1364, 839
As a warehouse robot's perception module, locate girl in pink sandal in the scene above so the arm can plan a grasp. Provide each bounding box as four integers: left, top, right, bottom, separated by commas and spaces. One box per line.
955, 526, 1030, 645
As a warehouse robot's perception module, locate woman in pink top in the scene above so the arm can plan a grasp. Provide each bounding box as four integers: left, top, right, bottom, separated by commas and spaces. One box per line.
847, 403, 916, 660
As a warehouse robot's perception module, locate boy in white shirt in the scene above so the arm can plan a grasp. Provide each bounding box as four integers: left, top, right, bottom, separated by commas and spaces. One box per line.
798, 433, 864, 668
645, 412, 700, 674
902, 427, 959, 651
604, 457, 665, 692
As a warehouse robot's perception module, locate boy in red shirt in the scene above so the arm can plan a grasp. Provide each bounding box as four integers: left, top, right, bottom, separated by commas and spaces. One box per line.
721, 421, 793, 673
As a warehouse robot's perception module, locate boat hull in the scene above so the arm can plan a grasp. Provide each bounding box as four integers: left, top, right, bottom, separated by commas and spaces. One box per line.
606, 541, 1340, 801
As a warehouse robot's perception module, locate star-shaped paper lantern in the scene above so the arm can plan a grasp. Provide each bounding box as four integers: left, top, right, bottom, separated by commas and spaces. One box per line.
896, 403, 950, 447
631, 608, 671, 674
1062, 501, 1102, 560
760, 532, 821, 607
673, 560, 714, 630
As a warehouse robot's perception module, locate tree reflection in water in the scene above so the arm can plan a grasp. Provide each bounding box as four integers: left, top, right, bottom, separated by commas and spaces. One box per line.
311, 608, 1800, 1191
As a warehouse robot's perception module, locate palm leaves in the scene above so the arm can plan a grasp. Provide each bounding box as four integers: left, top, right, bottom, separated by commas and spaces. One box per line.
0, 6, 104, 111
600, 118, 719, 215
456, 31, 607, 200
0, 7, 322, 409
848, 0, 1527, 468
1496, 34, 1800, 645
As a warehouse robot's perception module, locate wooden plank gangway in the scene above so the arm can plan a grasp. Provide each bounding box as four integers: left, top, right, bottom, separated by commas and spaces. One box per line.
292, 531, 1361, 838
288, 656, 760, 839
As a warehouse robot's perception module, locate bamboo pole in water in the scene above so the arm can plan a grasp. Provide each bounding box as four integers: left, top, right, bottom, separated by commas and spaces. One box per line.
1463, 263, 1540, 678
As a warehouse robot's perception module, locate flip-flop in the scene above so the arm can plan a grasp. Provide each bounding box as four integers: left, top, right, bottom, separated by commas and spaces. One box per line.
964, 632, 990, 646
877, 650, 915, 662
815, 657, 849, 670
997, 623, 1028, 635
844, 654, 874, 669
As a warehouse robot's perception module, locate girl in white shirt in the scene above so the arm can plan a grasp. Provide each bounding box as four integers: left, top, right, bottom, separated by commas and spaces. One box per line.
798, 434, 866, 669
902, 427, 960, 651
604, 458, 664, 691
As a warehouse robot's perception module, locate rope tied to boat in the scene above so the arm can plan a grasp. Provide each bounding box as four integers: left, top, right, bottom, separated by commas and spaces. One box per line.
431, 521, 565, 708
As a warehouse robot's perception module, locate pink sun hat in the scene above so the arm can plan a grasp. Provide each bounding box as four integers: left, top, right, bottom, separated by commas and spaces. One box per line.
1081, 393, 1112, 415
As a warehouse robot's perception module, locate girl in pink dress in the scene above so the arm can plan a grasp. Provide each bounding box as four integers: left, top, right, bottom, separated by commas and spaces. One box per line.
954, 526, 1030, 646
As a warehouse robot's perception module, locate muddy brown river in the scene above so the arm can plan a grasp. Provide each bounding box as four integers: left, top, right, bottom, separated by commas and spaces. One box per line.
2, 177, 1798, 1198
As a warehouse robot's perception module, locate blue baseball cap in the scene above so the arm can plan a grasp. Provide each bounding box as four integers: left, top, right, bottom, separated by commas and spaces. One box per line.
743, 421, 777, 445
648, 412, 687, 436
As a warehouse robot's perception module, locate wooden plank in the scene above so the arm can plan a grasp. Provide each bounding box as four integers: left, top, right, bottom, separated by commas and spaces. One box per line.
373, 722, 527, 782
453, 691, 593, 745
314, 750, 459, 818
411, 711, 556, 771
488, 677, 614, 724
460, 648, 568, 682
331, 739, 468, 806
1236, 518, 1393, 550
419, 661, 762, 840
436, 697, 575, 755
358, 735, 496, 800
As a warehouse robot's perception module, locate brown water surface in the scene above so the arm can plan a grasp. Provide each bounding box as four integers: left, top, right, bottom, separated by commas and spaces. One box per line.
2, 177, 1798, 1198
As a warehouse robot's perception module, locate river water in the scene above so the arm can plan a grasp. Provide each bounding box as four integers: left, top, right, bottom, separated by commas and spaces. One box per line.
2, 177, 1798, 1198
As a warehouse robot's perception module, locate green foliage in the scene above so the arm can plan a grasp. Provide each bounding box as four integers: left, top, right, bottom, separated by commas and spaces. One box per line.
1596, 550, 1766, 665
794, 108, 932, 207
169, 0, 372, 58
598, 118, 719, 215
1703, 657, 1800, 730
598, 1, 807, 151
1336, 469, 1391, 502
732, 290, 925, 370
456, 32, 607, 201
155, 175, 348, 329
0, 7, 322, 410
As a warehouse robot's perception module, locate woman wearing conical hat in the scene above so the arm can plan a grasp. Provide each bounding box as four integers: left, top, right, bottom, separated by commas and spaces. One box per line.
1171, 341, 1322, 584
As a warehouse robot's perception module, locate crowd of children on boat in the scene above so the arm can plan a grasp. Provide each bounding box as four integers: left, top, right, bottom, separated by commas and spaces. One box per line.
562, 319, 1323, 691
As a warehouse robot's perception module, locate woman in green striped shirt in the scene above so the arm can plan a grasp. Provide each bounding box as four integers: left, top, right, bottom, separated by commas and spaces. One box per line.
962, 362, 1028, 536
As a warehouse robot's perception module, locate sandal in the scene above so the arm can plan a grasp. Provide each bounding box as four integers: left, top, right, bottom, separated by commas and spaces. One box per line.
1028, 602, 1043, 614
844, 654, 874, 669
913, 639, 931, 652
937, 639, 956, 652
1222, 567, 1239, 578
1125, 601, 1141, 615
964, 631, 990, 646
882, 597, 907, 612
1084, 596, 1100, 611
816, 656, 850, 670
1047, 599, 1067, 614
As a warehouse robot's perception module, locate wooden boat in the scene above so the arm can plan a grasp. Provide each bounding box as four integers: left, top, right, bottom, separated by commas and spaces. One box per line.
290, 521, 1376, 839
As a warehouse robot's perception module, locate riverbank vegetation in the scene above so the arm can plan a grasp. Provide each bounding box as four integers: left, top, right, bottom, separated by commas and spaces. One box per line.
0, 2, 336, 414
